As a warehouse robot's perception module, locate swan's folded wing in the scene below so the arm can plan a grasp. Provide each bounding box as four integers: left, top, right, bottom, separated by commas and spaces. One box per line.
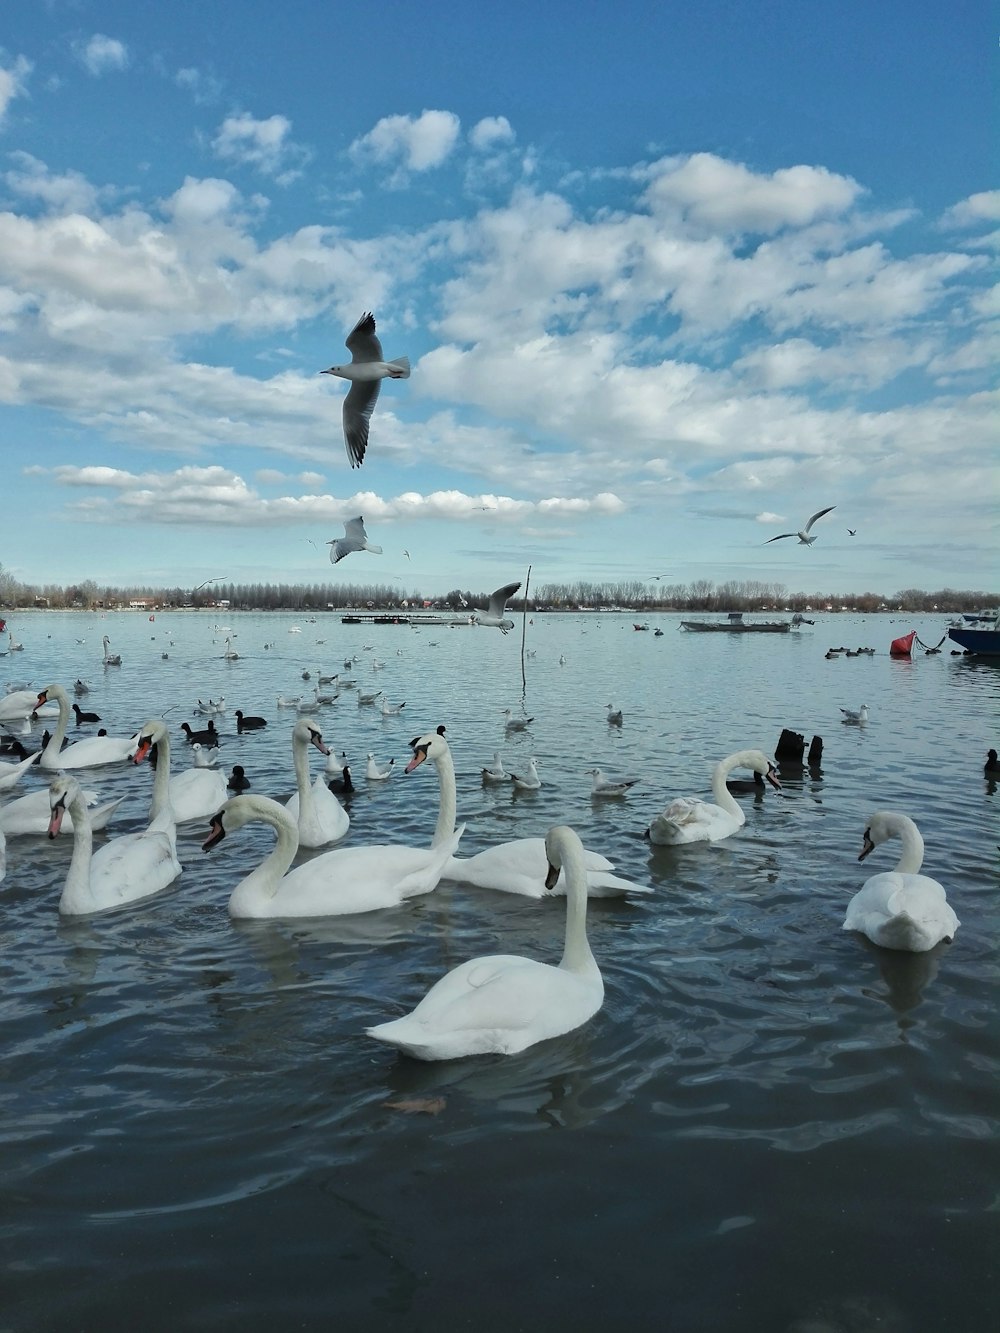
662, 796, 706, 826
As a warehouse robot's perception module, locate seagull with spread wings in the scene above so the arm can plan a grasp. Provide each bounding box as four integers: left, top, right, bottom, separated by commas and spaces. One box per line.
321, 312, 410, 468
473, 581, 522, 634
327, 516, 384, 564
767, 506, 836, 546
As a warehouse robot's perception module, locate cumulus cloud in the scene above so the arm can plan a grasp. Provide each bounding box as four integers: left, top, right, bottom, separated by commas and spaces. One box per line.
76, 35, 129, 77
470, 116, 515, 151
0, 53, 32, 125
4, 151, 102, 214
211, 112, 310, 184
940, 190, 1000, 229
350, 109, 461, 178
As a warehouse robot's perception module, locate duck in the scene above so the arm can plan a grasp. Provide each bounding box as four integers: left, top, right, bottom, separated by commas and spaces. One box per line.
133, 720, 227, 826
34, 685, 139, 770
72, 703, 102, 726
588, 767, 638, 798
840, 704, 869, 724
180, 720, 219, 747
101, 635, 122, 666
443, 835, 651, 898
481, 751, 507, 784
228, 765, 251, 792
985, 749, 998, 776
645, 749, 781, 845
366, 753, 395, 781
843, 811, 959, 952
367, 824, 604, 1060
284, 717, 349, 847
47, 772, 181, 916
235, 709, 268, 733
510, 757, 541, 791
202, 728, 463, 918
606, 704, 623, 726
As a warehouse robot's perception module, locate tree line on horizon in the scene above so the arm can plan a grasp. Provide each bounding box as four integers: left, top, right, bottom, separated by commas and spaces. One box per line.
1, 564, 995, 615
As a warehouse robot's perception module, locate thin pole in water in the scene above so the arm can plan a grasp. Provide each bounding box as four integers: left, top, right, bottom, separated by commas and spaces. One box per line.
520, 563, 531, 696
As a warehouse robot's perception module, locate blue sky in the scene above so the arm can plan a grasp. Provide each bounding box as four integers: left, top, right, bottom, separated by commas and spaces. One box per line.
0, 0, 996, 599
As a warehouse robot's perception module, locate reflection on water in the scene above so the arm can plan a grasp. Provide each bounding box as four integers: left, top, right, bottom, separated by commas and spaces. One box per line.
1, 611, 998, 1331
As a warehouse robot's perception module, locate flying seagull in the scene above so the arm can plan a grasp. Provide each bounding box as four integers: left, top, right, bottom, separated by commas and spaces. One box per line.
327, 516, 384, 564
848, 528, 857, 536
767, 506, 836, 546
473, 581, 522, 634
321, 312, 410, 468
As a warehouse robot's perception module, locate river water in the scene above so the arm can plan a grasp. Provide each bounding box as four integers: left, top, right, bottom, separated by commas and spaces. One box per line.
1, 609, 997, 1332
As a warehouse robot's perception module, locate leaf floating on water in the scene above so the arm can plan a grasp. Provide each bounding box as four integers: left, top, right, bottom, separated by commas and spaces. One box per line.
383, 1097, 446, 1116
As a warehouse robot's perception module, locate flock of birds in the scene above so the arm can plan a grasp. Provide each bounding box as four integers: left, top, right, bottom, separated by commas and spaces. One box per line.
1, 638, 978, 1063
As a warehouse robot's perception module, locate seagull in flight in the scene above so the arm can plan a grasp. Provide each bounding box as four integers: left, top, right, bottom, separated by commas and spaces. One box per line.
847, 528, 857, 536
767, 506, 836, 546
473, 581, 521, 634
321, 312, 410, 468
327, 516, 384, 564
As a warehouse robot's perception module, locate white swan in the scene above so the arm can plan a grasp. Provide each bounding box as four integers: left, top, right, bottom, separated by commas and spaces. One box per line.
368, 824, 604, 1059
0, 689, 58, 723
35, 685, 139, 770
843, 811, 959, 952
102, 635, 122, 666
0, 751, 39, 794
0, 781, 126, 836
203, 728, 463, 918
443, 836, 651, 898
481, 751, 507, 784
223, 638, 240, 660
47, 772, 182, 916
285, 717, 349, 847
133, 720, 227, 826
645, 749, 780, 845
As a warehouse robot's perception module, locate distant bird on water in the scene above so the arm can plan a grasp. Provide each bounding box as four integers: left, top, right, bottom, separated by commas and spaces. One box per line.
474, 581, 521, 634
321, 312, 410, 468
767, 506, 836, 546
328, 516, 383, 564
985, 749, 999, 776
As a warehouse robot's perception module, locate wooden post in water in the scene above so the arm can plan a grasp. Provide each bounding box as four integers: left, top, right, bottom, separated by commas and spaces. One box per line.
520, 564, 532, 696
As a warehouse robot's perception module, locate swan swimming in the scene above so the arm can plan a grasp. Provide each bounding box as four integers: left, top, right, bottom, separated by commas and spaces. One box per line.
35, 685, 139, 770
367, 824, 604, 1060
442, 835, 651, 899
202, 728, 463, 918
101, 635, 122, 665
47, 772, 182, 916
645, 749, 780, 845
843, 811, 959, 952
284, 717, 349, 847
133, 720, 228, 826
321, 312, 410, 468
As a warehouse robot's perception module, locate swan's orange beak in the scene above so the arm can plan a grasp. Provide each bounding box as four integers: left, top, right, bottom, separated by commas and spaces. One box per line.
765, 764, 781, 791
133, 738, 152, 765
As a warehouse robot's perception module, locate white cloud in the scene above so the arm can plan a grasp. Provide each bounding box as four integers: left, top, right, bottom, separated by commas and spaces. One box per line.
350, 109, 461, 177
175, 66, 223, 105
211, 112, 310, 184
76, 35, 129, 77
4, 152, 101, 214
470, 116, 515, 151
940, 190, 1000, 229
0, 53, 32, 125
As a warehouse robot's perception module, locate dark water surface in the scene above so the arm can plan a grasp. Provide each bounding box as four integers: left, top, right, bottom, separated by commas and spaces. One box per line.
1, 610, 997, 1331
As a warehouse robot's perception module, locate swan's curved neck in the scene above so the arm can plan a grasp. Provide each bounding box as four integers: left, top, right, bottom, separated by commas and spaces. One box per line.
60, 787, 96, 914
430, 748, 458, 848
148, 729, 173, 819
293, 733, 316, 818
887, 816, 924, 874
710, 752, 755, 815
557, 834, 597, 976
228, 802, 299, 913
41, 687, 70, 766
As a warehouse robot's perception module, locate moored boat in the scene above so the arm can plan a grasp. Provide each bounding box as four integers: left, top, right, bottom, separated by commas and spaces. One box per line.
948, 616, 1000, 654
680, 611, 791, 634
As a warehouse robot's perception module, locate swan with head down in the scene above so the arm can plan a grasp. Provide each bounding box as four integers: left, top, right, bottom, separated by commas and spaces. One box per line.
367, 824, 604, 1060
47, 771, 182, 916
34, 685, 139, 770
284, 717, 349, 847
202, 727, 463, 918
843, 811, 959, 952
645, 748, 780, 845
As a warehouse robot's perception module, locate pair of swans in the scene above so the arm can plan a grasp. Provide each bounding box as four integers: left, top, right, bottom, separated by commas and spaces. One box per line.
843, 811, 959, 953
47, 771, 182, 916
645, 749, 780, 845
367, 824, 604, 1060
35, 685, 139, 770
201, 728, 462, 918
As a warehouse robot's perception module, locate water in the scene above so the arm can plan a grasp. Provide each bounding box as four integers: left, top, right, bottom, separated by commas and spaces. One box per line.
1, 610, 997, 1332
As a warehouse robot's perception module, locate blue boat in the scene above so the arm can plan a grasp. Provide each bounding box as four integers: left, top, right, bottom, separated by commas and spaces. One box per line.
948, 612, 1000, 654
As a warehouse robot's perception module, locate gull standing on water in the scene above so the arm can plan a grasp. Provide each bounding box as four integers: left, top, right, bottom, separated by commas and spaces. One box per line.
767, 506, 836, 546
473, 581, 521, 634
327, 516, 383, 564
321, 312, 410, 468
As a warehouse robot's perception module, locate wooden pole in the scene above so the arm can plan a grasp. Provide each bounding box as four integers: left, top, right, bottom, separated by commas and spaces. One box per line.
520, 564, 532, 695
